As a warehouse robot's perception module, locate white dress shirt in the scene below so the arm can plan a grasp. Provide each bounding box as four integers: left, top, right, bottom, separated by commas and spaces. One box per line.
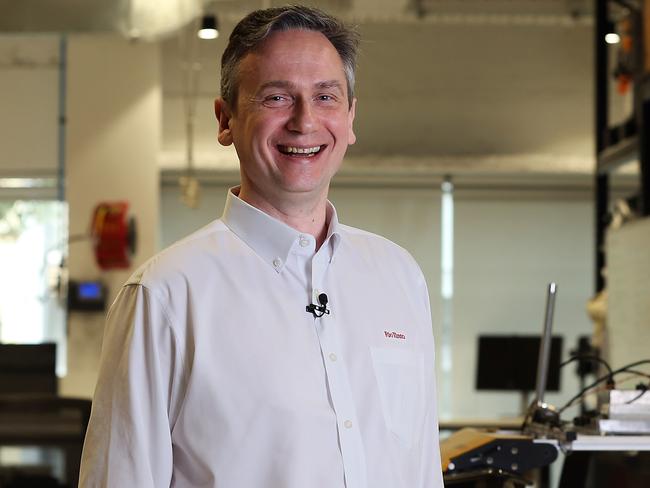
79, 189, 444, 488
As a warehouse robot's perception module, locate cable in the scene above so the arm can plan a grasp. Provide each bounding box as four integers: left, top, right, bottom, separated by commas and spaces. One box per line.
560, 354, 613, 417
560, 354, 614, 376
613, 359, 650, 378
625, 384, 648, 405
559, 359, 650, 413
625, 369, 650, 380
558, 359, 650, 414
562, 373, 645, 411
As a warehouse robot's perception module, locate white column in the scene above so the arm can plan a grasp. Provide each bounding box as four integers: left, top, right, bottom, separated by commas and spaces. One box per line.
61, 35, 160, 398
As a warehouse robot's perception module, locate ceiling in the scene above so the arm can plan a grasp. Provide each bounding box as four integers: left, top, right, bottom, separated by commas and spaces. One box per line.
159, 3, 600, 177
0, 0, 594, 39
2, 0, 614, 181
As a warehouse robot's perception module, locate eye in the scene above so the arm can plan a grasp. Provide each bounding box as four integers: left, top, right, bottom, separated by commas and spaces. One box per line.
316, 94, 336, 102
314, 93, 343, 108
262, 94, 293, 108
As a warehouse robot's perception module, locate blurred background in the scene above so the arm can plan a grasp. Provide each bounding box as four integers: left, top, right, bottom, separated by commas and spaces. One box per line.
0, 1, 648, 487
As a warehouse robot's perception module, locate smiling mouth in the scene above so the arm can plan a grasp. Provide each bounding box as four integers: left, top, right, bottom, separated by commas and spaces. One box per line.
277, 144, 324, 156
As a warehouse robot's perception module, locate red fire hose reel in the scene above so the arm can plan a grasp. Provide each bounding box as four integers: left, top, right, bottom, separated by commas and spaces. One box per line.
90, 201, 137, 270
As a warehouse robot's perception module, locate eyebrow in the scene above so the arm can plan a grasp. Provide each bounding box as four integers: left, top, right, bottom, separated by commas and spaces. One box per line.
258, 80, 294, 92
315, 80, 344, 92
257, 80, 344, 93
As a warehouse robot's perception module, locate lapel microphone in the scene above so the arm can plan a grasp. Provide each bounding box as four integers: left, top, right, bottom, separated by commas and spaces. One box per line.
306, 293, 330, 318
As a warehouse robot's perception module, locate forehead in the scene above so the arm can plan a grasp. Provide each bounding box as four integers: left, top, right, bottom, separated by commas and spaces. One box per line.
237, 29, 346, 91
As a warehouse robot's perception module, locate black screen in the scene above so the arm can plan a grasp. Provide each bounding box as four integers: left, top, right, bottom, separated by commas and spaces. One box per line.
0, 343, 57, 395
475, 335, 562, 392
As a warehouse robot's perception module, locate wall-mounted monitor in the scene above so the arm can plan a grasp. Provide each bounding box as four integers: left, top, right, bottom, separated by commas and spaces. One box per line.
475, 335, 563, 392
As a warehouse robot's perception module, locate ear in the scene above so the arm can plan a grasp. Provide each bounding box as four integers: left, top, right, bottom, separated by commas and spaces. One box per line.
214, 98, 234, 146
347, 97, 357, 145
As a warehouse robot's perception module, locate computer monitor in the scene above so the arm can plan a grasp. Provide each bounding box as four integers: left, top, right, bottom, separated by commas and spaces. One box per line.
475, 335, 563, 392
0, 343, 57, 395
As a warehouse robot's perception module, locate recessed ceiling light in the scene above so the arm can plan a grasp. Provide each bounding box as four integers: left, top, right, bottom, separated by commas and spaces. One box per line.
198, 14, 219, 40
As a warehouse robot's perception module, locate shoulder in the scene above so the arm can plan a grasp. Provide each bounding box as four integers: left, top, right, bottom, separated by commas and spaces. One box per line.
125, 219, 231, 294
338, 223, 418, 263
337, 223, 424, 279
336, 223, 432, 323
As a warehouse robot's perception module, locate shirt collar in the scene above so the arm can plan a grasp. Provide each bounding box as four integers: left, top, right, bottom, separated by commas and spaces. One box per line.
221, 187, 341, 272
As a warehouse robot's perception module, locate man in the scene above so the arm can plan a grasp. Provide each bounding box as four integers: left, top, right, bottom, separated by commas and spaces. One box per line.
80, 5, 443, 488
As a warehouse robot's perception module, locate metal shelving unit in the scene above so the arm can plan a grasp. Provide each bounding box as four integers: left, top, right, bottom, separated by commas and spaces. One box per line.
595, 0, 650, 292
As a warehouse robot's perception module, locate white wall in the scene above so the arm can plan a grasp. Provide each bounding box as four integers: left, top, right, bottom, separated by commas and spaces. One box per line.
0, 36, 59, 178
452, 194, 594, 418
607, 217, 650, 371
61, 35, 160, 398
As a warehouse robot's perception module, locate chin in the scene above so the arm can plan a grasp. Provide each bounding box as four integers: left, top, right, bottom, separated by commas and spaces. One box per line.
275, 177, 330, 198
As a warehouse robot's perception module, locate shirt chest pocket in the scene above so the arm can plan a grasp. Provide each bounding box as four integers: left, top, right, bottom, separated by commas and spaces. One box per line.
370, 347, 425, 448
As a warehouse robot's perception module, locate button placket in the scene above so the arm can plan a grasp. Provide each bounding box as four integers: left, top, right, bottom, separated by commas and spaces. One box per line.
309, 255, 367, 488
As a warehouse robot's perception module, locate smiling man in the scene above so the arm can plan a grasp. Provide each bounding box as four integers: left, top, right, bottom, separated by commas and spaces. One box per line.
80, 6, 443, 488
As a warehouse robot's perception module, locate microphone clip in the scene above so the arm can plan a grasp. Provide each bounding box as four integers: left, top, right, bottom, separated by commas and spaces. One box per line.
306, 293, 330, 318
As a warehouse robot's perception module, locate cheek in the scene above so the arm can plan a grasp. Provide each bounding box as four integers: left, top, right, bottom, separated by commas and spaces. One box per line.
234, 121, 264, 149
330, 119, 354, 146
249, 117, 280, 145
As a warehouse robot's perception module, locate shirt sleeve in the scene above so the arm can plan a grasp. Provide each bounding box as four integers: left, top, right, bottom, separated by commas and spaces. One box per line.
79, 284, 182, 487
416, 272, 445, 488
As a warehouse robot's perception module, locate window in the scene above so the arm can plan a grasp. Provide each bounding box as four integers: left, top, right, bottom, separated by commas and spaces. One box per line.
0, 200, 68, 376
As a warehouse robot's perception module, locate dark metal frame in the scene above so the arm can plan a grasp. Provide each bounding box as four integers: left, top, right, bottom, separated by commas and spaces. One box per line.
595, 0, 650, 292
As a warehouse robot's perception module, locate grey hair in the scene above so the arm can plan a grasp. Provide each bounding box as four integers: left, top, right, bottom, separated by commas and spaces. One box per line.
220, 5, 360, 109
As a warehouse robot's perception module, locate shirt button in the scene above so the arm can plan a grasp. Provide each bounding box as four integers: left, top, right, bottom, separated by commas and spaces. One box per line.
344, 420, 353, 429
329, 353, 337, 362
299, 236, 309, 247
272, 258, 282, 268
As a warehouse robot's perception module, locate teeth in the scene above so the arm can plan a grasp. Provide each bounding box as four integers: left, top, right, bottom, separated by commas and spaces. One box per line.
280, 145, 321, 154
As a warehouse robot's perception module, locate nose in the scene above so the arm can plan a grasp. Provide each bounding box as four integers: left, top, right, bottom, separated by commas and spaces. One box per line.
286, 99, 317, 134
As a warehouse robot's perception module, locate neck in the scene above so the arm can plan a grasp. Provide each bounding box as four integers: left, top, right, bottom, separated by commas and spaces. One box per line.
237, 187, 330, 249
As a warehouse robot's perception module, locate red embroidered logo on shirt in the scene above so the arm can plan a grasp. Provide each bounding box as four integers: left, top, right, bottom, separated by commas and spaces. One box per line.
384, 331, 406, 340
